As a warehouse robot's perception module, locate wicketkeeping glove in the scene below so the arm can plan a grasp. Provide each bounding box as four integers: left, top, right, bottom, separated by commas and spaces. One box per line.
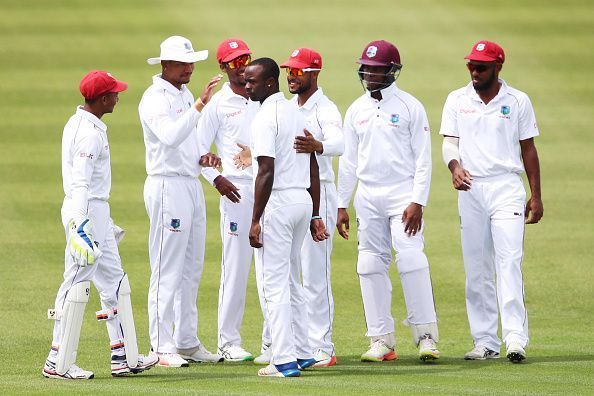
68, 218, 102, 267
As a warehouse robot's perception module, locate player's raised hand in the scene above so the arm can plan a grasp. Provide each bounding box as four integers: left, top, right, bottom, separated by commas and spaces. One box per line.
451, 164, 472, 191
310, 218, 330, 242
525, 196, 544, 224
249, 221, 263, 248
195, 74, 223, 110
199, 152, 222, 168
68, 218, 102, 267
402, 202, 423, 236
336, 208, 350, 240
214, 175, 241, 203
294, 129, 323, 154
233, 143, 252, 170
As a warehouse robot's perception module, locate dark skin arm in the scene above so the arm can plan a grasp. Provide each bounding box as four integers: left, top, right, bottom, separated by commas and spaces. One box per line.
307, 153, 329, 242
520, 138, 543, 224
402, 203, 424, 236
336, 208, 350, 240
294, 129, 324, 154
213, 175, 241, 203
249, 156, 274, 248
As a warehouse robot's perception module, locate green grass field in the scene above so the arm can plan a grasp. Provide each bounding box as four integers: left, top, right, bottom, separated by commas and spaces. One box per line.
1, 0, 593, 394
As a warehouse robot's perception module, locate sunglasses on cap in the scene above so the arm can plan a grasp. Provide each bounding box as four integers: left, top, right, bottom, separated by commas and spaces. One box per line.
466, 62, 495, 73
225, 54, 251, 69
285, 67, 321, 77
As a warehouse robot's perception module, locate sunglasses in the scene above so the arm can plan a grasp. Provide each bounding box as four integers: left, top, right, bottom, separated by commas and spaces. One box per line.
226, 54, 251, 69
285, 67, 321, 77
466, 62, 495, 73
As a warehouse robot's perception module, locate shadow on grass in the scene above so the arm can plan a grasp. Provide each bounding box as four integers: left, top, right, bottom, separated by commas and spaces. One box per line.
104, 354, 594, 382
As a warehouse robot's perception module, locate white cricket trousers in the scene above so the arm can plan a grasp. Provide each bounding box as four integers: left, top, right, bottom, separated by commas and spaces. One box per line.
217, 178, 254, 349
354, 182, 437, 339
51, 198, 126, 351
254, 189, 313, 365
459, 173, 528, 352
258, 183, 338, 354
301, 181, 337, 355
144, 175, 206, 353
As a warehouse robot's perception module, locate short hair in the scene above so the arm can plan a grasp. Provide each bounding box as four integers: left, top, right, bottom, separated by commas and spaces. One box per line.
250, 57, 279, 82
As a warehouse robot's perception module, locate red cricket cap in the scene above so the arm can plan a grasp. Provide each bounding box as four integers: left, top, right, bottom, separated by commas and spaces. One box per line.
79, 70, 128, 100
357, 40, 401, 67
465, 40, 505, 63
280, 48, 323, 69
216, 38, 251, 63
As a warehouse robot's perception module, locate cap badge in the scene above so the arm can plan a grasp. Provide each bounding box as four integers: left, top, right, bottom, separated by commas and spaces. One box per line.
291, 49, 300, 57
476, 43, 486, 51
184, 42, 191, 50
229, 41, 238, 49
366, 46, 377, 58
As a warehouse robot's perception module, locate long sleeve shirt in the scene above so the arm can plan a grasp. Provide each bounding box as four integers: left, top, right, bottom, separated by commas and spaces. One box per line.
337, 83, 432, 208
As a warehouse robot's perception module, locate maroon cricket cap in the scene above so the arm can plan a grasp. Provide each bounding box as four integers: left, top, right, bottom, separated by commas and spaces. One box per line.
216, 38, 252, 64
79, 70, 128, 100
357, 40, 401, 67
465, 40, 505, 63
280, 48, 323, 69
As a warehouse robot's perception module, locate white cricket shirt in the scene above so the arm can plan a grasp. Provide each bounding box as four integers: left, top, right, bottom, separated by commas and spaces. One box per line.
198, 82, 260, 184
62, 107, 111, 221
251, 92, 310, 191
291, 87, 344, 183
139, 74, 204, 178
337, 83, 432, 208
439, 79, 539, 178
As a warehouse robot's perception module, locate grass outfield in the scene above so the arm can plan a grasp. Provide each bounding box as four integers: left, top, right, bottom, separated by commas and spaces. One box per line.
1, 0, 593, 394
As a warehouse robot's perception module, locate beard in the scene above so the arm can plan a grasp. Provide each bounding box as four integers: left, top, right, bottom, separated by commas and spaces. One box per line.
472, 69, 498, 92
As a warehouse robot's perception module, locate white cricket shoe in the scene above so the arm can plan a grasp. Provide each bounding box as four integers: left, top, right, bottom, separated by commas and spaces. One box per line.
218, 344, 254, 362
418, 334, 440, 362
257, 362, 300, 377
178, 344, 223, 363
254, 344, 271, 365
156, 352, 189, 367
464, 345, 500, 360
111, 352, 160, 376
360, 339, 398, 362
506, 342, 526, 363
313, 349, 337, 367
42, 360, 94, 380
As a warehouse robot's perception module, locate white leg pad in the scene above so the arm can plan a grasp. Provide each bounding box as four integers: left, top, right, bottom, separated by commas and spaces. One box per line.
410, 322, 439, 344
56, 281, 90, 375
117, 274, 138, 368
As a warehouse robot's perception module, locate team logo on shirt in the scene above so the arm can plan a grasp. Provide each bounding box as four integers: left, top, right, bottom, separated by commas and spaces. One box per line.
501, 105, 511, 115
390, 114, 399, 123
169, 219, 181, 232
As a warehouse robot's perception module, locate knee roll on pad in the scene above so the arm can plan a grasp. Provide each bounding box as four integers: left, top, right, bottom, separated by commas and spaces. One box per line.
117, 274, 138, 368
356, 252, 390, 276
395, 249, 429, 274
55, 281, 90, 375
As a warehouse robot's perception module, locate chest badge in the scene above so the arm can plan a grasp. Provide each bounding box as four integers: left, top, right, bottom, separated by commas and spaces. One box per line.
390, 114, 399, 123
501, 106, 510, 115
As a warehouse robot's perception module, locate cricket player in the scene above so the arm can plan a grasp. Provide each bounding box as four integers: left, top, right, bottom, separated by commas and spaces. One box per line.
280, 47, 344, 367
337, 40, 440, 363
197, 38, 260, 362
43, 70, 158, 379
244, 57, 329, 377
440, 40, 543, 363
139, 35, 223, 367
